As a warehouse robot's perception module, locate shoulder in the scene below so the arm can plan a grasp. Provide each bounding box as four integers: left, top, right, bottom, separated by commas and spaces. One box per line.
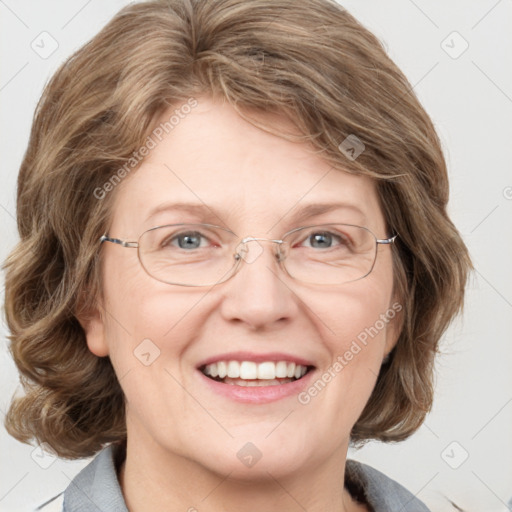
35, 443, 128, 512
345, 459, 432, 512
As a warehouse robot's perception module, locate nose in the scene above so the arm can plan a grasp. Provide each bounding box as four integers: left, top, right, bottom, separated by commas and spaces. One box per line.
235, 236, 284, 265
218, 238, 298, 330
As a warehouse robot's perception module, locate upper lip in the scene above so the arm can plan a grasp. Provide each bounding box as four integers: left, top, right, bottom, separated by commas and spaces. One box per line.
196, 351, 316, 369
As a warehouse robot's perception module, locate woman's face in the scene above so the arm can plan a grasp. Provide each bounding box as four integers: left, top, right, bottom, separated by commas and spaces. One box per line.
85, 97, 400, 480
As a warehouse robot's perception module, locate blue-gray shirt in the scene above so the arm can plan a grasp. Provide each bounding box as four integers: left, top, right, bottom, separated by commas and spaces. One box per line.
36, 444, 431, 511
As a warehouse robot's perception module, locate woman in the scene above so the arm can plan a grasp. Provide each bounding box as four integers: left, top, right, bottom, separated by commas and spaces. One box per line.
4, 0, 472, 510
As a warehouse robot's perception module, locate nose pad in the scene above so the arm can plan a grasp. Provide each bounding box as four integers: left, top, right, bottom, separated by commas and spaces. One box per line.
236, 238, 265, 264
235, 237, 286, 266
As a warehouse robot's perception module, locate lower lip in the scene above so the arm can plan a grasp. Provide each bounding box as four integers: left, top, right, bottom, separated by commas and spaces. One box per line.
197, 369, 315, 404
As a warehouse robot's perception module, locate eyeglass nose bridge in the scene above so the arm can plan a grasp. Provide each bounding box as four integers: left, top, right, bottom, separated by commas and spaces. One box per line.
235, 236, 287, 265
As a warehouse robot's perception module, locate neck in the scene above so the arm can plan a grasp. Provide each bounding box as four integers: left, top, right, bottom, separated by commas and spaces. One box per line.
117, 434, 368, 512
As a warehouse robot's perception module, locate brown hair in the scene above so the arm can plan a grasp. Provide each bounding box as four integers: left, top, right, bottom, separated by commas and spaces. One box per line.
4, 0, 472, 458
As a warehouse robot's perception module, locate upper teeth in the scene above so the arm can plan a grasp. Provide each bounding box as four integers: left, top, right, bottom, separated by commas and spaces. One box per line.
202, 361, 308, 380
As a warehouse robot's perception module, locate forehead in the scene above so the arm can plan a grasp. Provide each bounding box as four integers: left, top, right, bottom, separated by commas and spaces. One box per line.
110, 98, 385, 235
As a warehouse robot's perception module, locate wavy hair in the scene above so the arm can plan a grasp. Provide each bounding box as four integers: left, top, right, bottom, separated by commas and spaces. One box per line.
4, 0, 472, 458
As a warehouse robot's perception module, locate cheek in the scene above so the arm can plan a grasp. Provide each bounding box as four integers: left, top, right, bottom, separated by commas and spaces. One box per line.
302, 277, 395, 414
104, 284, 200, 367
100, 253, 195, 372
319, 276, 393, 353
100, 282, 201, 431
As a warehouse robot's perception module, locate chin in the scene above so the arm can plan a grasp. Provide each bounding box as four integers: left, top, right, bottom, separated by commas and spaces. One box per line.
192, 435, 316, 481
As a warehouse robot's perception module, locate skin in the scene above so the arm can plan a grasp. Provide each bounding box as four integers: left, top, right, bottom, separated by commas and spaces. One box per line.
82, 96, 400, 512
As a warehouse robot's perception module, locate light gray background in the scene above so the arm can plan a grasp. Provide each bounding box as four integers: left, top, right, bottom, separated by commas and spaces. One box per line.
1, 1, 511, 511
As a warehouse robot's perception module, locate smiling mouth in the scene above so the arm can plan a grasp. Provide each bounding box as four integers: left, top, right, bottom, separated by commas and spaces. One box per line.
200, 360, 314, 386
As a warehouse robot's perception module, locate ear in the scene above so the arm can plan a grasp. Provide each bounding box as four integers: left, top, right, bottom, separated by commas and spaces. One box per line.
77, 297, 109, 357
383, 300, 404, 359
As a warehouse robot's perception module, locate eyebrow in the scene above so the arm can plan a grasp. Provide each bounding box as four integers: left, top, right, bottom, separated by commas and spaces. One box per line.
145, 201, 367, 225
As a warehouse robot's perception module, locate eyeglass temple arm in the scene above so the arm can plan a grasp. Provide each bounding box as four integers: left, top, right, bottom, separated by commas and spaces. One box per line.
99, 235, 138, 248
376, 234, 398, 245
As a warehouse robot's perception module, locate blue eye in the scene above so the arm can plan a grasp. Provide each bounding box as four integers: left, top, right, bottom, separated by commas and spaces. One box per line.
301, 231, 347, 249
167, 231, 209, 250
